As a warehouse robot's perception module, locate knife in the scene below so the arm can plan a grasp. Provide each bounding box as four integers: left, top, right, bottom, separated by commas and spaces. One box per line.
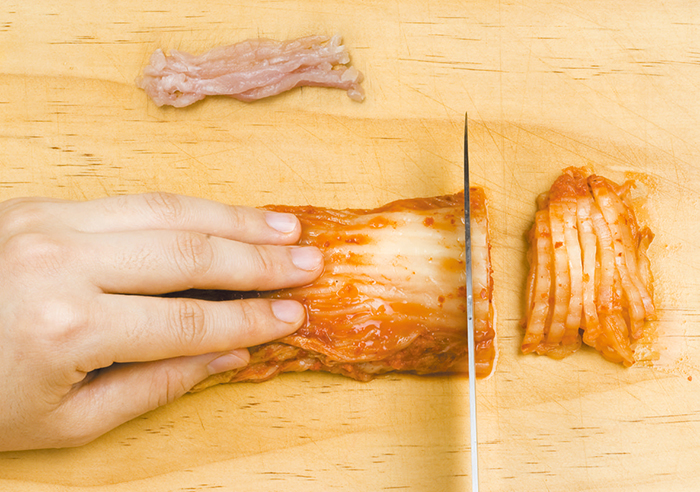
463, 114, 479, 492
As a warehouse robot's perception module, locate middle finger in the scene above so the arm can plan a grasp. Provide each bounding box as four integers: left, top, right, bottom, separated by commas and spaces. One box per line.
80, 230, 324, 294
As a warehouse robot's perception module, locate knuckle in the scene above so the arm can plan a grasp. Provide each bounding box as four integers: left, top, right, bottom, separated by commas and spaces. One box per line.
142, 192, 186, 226
231, 300, 261, 342
149, 366, 190, 408
35, 298, 90, 343
247, 246, 279, 286
169, 298, 207, 349
173, 231, 214, 278
0, 199, 49, 235
3, 232, 69, 274
225, 205, 247, 232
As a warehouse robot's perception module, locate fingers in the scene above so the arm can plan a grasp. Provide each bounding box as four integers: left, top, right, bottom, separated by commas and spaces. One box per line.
81, 230, 323, 294
1, 193, 301, 245
75, 193, 302, 244
85, 295, 306, 367
55, 350, 249, 447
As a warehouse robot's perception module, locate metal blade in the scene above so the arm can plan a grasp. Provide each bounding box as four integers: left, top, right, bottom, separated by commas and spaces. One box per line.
463, 113, 479, 492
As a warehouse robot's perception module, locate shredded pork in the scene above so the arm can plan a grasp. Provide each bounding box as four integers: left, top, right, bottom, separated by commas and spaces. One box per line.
137, 35, 364, 107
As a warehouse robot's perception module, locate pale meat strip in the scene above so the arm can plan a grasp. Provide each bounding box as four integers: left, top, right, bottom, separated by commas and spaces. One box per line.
138, 35, 364, 107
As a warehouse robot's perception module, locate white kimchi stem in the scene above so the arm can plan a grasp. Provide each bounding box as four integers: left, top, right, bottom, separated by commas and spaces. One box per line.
521, 168, 656, 366
522, 209, 553, 353
576, 192, 601, 346
137, 35, 365, 107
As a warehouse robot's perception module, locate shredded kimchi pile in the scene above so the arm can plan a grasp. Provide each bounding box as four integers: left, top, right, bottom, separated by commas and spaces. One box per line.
521, 168, 655, 365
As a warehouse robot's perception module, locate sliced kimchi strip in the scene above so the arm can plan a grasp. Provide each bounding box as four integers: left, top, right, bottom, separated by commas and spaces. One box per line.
191, 188, 495, 390
575, 179, 601, 346
521, 168, 655, 366
468, 187, 497, 376
138, 35, 365, 107
522, 209, 553, 353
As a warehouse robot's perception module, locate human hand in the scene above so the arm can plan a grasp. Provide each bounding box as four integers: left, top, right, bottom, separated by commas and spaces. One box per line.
0, 193, 324, 451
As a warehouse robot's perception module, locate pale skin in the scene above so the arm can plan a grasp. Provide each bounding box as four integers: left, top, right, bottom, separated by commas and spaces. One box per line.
0, 192, 324, 452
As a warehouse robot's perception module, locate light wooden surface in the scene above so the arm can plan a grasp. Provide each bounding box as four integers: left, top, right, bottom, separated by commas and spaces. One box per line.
1, 1, 700, 490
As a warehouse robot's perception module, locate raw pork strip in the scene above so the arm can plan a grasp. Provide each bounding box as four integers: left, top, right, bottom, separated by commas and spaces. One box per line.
137, 35, 364, 107
185, 189, 495, 390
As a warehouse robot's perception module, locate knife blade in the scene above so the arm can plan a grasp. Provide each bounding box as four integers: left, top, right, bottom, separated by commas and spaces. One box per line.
463, 114, 479, 492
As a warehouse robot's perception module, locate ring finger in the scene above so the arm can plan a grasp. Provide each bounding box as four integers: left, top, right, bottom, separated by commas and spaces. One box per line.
82, 294, 306, 370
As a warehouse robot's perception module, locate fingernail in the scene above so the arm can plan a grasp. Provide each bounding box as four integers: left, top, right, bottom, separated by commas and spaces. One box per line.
271, 299, 305, 323
265, 211, 298, 234
207, 349, 250, 375
291, 246, 323, 271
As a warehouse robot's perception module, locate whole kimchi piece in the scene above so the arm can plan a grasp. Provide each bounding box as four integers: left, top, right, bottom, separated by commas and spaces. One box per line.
137, 35, 364, 107
521, 168, 655, 366
192, 189, 495, 391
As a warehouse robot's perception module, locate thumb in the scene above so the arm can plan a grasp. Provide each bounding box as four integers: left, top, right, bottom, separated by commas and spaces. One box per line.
55, 349, 249, 447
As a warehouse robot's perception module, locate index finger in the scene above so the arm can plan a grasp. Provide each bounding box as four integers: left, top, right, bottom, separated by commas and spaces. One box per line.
42, 193, 302, 245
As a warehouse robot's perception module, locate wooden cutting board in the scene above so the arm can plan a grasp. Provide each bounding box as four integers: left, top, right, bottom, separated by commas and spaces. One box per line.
1, 1, 699, 490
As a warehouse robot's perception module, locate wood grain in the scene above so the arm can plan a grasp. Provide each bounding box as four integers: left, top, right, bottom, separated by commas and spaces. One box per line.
1, 0, 699, 490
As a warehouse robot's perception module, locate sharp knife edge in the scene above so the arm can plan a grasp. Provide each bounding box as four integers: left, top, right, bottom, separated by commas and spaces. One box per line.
463, 114, 479, 492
